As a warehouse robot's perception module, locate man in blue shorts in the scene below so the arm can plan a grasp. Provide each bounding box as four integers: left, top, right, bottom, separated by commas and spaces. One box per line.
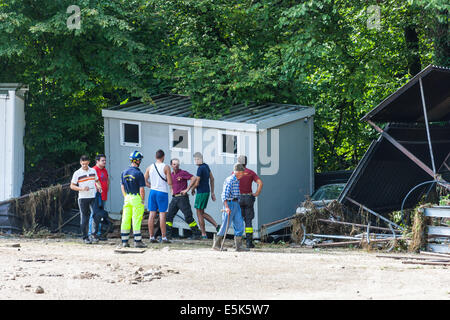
144, 149, 173, 243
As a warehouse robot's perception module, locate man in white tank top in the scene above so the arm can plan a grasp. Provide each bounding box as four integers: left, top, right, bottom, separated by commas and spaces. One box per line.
144, 149, 173, 243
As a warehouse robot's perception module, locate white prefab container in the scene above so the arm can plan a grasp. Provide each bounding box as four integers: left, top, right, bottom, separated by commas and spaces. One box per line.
102, 94, 315, 237
0, 84, 28, 202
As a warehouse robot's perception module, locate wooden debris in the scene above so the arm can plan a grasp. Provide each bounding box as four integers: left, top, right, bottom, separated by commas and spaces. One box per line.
35, 286, 45, 294
402, 261, 450, 266
3, 243, 20, 248
19, 259, 53, 263
419, 251, 450, 258
376, 255, 450, 262
114, 248, 146, 254
313, 237, 404, 248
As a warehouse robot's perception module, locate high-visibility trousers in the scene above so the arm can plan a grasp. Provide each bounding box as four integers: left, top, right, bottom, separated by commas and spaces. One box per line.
121, 194, 144, 242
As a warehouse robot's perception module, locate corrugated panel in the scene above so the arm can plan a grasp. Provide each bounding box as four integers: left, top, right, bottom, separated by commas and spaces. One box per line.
107, 94, 309, 124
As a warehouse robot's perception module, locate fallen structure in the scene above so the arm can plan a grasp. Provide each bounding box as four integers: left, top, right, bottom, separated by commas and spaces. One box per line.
340, 65, 450, 216
262, 65, 450, 253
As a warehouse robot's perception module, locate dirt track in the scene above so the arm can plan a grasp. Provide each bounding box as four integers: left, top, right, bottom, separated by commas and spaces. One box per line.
0, 238, 449, 300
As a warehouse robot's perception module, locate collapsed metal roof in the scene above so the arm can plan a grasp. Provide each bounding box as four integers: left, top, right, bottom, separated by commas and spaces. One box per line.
339, 123, 450, 214
340, 65, 450, 216
108, 93, 311, 124
362, 65, 450, 122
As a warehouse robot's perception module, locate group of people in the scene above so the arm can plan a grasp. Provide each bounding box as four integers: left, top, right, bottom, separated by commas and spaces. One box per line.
70, 149, 263, 251
70, 154, 111, 244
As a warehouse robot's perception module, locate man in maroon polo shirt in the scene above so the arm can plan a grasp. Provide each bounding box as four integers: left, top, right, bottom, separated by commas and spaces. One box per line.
165, 158, 202, 240
237, 155, 263, 248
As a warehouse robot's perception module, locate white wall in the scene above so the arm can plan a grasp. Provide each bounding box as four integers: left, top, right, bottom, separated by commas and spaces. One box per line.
0, 88, 26, 201
104, 117, 258, 234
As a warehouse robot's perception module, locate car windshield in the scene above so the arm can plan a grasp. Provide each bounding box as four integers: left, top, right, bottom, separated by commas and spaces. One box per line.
311, 184, 344, 201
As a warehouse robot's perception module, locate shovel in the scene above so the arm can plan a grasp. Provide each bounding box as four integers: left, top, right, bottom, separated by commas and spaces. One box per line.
220, 208, 231, 251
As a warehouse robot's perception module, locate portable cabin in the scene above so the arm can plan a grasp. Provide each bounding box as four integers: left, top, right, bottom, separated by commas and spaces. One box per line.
0, 84, 28, 202
102, 94, 315, 237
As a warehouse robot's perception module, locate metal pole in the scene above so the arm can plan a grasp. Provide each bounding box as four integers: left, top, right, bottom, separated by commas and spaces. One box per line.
316, 219, 401, 232
440, 151, 450, 172
346, 196, 404, 231
419, 77, 437, 175
367, 120, 435, 178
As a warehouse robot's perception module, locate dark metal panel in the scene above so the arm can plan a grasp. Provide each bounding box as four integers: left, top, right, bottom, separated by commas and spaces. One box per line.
249, 105, 305, 123
339, 123, 450, 215
224, 104, 275, 121
362, 65, 450, 122
219, 103, 261, 120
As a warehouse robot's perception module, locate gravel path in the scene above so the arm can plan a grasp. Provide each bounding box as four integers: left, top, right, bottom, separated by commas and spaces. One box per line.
0, 238, 449, 300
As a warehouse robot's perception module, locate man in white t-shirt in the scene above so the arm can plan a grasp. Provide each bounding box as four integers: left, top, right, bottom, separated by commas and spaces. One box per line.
70, 155, 102, 244
144, 149, 172, 243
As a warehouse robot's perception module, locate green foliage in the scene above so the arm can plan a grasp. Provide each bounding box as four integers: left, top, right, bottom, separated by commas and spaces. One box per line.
440, 195, 450, 206
0, 0, 448, 174
0, 0, 169, 169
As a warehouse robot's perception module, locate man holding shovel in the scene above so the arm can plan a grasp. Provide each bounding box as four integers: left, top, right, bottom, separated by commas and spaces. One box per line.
213, 163, 248, 252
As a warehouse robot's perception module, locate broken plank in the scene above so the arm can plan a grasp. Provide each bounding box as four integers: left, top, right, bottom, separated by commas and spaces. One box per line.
2, 243, 20, 248
419, 251, 450, 258
402, 261, 450, 266
376, 255, 450, 262
114, 248, 146, 254
313, 237, 404, 248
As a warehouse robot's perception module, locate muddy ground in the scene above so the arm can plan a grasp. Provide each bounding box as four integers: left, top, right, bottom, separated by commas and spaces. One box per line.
0, 237, 449, 300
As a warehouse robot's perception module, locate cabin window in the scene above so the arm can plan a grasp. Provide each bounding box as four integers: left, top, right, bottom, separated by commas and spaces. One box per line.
219, 131, 239, 156
120, 121, 141, 147
169, 125, 191, 152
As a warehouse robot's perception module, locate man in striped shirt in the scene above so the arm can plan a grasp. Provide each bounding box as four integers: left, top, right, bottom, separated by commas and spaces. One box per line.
70, 155, 102, 244
213, 163, 248, 252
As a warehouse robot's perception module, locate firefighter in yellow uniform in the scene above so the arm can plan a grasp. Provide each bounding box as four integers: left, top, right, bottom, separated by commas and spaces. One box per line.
120, 151, 146, 248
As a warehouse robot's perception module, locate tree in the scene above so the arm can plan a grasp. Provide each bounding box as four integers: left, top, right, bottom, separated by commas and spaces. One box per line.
0, 0, 168, 169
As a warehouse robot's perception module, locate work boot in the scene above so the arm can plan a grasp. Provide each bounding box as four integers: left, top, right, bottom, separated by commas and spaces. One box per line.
134, 241, 147, 248
246, 233, 255, 248
212, 234, 226, 251
234, 236, 249, 252
166, 225, 173, 240
121, 241, 130, 248
188, 226, 202, 240
90, 235, 99, 244
149, 237, 158, 243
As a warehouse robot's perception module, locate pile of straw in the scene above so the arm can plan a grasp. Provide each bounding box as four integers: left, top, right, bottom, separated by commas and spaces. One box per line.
291, 200, 347, 243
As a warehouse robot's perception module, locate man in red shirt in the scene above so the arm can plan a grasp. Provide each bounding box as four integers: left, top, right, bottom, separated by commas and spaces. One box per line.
166, 158, 202, 240
90, 154, 112, 240
237, 155, 263, 248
